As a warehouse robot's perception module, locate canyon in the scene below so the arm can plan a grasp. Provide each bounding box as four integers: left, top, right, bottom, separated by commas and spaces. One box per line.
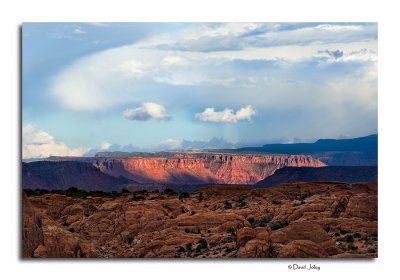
91, 153, 326, 185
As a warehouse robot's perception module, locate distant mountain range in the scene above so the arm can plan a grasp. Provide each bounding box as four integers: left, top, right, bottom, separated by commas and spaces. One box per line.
22, 134, 378, 192
235, 134, 377, 166
255, 166, 377, 188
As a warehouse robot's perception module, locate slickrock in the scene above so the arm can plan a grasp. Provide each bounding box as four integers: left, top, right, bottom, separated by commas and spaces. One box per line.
22, 192, 44, 258
22, 181, 377, 258
278, 240, 329, 258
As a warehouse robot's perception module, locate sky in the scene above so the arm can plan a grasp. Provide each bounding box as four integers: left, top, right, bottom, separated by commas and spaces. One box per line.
22, 22, 378, 159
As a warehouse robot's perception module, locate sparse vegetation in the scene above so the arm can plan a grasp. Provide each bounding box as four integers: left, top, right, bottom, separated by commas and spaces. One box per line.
247, 217, 255, 225
299, 191, 312, 201
163, 188, 177, 195
127, 235, 134, 244
224, 200, 232, 210
345, 234, 354, 242
68, 228, 76, 233
340, 229, 350, 235
185, 243, 192, 251
198, 239, 208, 249
367, 248, 377, 253
272, 199, 282, 205
348, 244, 358, 251
179, 192, 190, 201
258, 215, 271, 227
132, 195, 145, 201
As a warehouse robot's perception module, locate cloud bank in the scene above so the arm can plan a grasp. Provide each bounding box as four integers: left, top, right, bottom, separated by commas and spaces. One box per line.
50, 23, 377, 113
23, 125, 90, 159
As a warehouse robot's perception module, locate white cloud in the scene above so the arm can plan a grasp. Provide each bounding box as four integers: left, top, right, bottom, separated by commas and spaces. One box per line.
22, 125, 90, 159
123, 102, 171, 121
195, 105, 256, 123
100, 141, 111, 150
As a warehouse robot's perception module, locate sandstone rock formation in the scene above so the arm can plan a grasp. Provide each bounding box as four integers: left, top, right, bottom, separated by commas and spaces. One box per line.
22, 181, 377, 258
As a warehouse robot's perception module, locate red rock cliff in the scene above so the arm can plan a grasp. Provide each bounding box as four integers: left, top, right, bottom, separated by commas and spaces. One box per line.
93, 154, 326, 184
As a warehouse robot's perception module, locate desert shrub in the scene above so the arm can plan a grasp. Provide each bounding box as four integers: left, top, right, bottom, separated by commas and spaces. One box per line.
224, 200, 232, 210
185, 243, 192, 251
198, 239, 208, 249
127, 236, 134, 244
367, 248, 377, 253
272, 200, 281, 205
68, 228, 76, 233
209, 241, 219, 248
177, 246, 185, 253
299, 191, 311, 201
224, 247, 235, 253
195, 245, 202, 252
227, 227, 235, 235
345, 234, 354, 242
163, 188, 176, 195
353, 232, 361, 238
121, 188, 130, 194
179, 192, 190, 200
260, 215, 271, 224
198, 193, 204, 202
270, 220, 289, 231
132, 195, 145, 201
184, 228, 190, 233
247, 217, 255, 225
340, 229, 350, 235
348, 244, 358, 251
360, 235, 369, 241
190, 229, 201, 234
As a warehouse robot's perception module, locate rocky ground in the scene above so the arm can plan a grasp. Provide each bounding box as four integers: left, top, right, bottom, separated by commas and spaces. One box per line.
22, 181, 377, 258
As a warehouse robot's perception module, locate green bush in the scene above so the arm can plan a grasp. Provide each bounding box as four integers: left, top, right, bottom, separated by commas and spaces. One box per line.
247, 217, 255, 225
185, 243, 192, 251
299, 191, 311, 201
272, 200, 281, 205
179, 192, 190, 200
345, 234, 354, 242
198, 239, 208, 249
163, 188, 176, 195
367, 248, 377, 253
127, 236, 134, 244
224, 200, 232, 210
68, 228, 76, 233
348, 244, 358, 251
132, 195, 145, 201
